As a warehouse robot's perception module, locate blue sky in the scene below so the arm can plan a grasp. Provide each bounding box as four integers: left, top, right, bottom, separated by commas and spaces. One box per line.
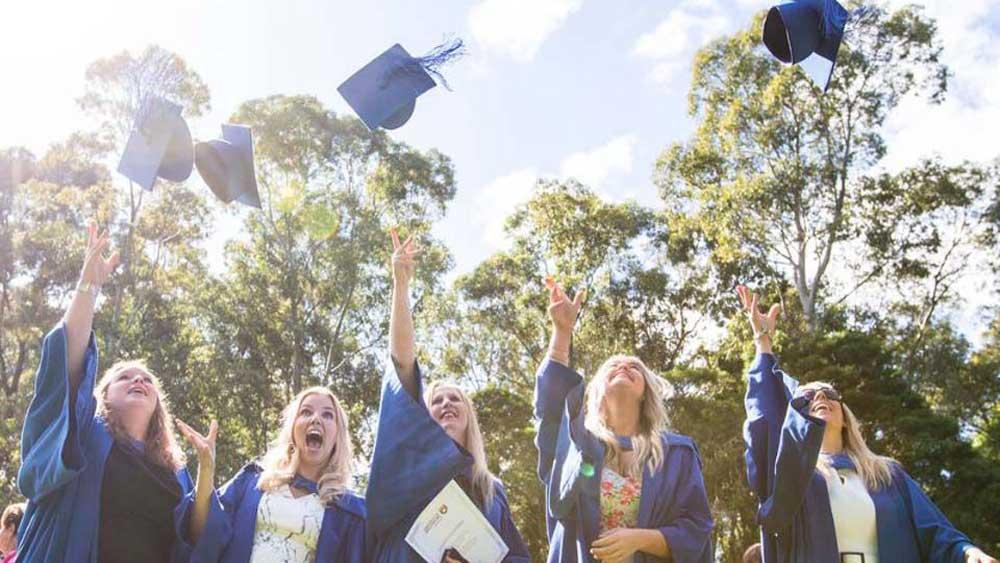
3, 0, 999, 338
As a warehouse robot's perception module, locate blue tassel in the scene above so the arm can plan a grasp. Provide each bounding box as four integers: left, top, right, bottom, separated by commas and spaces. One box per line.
384, 38, 467, 91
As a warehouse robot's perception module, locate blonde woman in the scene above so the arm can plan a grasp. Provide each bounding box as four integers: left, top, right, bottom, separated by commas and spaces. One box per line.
737, 285, 997, 563
366, 231, 529, 562
536, 279, 714, 563
16, 223, 196, 563
177, 387, 365, 562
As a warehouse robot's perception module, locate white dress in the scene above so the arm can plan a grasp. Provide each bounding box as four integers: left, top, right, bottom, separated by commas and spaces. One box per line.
820, 460, 879, 563
248, 484, 325, 563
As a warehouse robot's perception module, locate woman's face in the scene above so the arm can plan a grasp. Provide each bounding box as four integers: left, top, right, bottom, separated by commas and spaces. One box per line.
428, 386, 469, 447
103, 368, 158, 430
292, 394, 339, 471
602, 357, 647, 404
804, 385, 844, 432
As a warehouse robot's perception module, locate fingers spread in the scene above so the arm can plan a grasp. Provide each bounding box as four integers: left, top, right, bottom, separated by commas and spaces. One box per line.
768, 303, 781, 322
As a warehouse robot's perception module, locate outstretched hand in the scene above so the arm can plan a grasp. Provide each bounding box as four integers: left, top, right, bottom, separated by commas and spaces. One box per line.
80, 221, 121, 287
176, 419, 218, 469
391, 229, 421, 288
736, 285, 780, 341
546, 277, 585, 334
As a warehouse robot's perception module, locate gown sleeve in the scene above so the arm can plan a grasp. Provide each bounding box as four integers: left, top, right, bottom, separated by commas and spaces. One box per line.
17, 323, 99, 501
365, 356, 472, 538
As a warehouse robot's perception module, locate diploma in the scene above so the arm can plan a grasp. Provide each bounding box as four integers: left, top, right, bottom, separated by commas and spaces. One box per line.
405, 480, 509, 563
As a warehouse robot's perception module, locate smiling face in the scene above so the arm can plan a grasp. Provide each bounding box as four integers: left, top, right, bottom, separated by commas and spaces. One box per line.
292, 393, 339, 473
427, 384, 469, 447
802, 383, 844, 433
600, 356, 647, 405
102, 366, 158, 429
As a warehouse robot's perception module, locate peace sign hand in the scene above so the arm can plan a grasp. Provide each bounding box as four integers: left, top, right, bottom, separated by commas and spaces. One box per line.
176, 419, 218, 470
79, 222, 121, 288
736, 285, 780, 342
390, 229, 421, 288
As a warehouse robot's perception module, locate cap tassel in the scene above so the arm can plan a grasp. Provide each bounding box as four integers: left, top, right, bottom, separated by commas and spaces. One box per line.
383, 38, 467, 91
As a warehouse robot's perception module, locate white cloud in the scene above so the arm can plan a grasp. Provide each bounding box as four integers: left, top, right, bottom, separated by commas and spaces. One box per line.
880, 0, 1000, 169
632, 1, 735, 87
468, 0, 583, 62
474, 168, 541, 249
559, 134, 638, 189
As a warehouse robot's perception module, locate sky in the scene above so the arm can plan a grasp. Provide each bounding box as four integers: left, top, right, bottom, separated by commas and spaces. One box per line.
2, 0, 998, 338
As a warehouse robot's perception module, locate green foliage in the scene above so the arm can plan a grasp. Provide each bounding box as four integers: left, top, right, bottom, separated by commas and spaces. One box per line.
2, 18, 999, 562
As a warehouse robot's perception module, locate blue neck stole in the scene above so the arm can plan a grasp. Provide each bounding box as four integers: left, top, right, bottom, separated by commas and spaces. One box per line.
291, 474, 319, 494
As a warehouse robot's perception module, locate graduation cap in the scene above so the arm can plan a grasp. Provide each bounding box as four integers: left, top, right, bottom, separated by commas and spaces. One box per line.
762, 0, 863, 91
117, 97, 194, 190
337, 39, 465, 131
194, 124, 261, 208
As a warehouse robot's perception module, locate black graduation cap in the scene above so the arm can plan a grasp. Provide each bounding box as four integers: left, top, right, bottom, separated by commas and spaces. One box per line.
194, 124, 261, 208
762, 0, 862, 91
117, 97, 194, 190
337, 39, 465, 131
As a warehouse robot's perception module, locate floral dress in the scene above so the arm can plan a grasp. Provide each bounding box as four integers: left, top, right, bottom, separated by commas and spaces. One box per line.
600, 466, 643, 561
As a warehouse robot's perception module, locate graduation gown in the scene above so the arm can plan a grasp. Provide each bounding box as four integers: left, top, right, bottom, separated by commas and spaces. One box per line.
15, 323, 195, 563
534, 359, 714, 563
175, 463, 367, 563
366, 357, 531, 562
744, 353, 976, 563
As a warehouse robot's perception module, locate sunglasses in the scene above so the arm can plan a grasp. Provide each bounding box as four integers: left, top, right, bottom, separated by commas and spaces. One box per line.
799, 387, 843, 403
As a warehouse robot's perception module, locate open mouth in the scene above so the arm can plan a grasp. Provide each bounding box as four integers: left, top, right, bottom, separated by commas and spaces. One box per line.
812, 403, 831, 415
305, 429, 324, 450
440, 410, 458, 422
127, 386, 148, 397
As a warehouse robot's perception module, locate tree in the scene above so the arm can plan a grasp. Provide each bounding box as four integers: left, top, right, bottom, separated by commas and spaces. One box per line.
655, 6, 951, 330
188, 95, 458, 476
77, 45, 212, 359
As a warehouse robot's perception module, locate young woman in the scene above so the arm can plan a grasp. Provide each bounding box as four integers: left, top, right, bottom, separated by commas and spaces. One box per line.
737, 285, 997, 563
176, 387, 366, 563
366, 231, 530, 562
535, 279, 714, 563
16, 223, 195, 563
1, 503, 25, 563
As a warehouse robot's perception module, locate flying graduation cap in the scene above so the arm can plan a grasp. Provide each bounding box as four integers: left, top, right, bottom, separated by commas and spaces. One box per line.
117, 96, 195, 190
195, 124, 261, 208
762, 0, 865, 91
337, 39, 465, 131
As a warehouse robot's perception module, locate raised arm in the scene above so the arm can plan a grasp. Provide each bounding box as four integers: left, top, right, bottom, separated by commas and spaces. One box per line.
545, 278, 583, 367
66, 222, 120, 396
389, 229, 420, 399
176, 418, 218, 545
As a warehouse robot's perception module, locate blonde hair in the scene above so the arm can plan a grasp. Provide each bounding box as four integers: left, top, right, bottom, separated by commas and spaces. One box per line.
258, 387, 354, 505
800, 381, 896, 490
584, 355, 673, 479
424, 381, 496, 510
96, 360, 186, 471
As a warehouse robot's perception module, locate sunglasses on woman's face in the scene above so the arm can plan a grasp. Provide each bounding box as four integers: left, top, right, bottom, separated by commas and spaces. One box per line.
799, 387, 843, 403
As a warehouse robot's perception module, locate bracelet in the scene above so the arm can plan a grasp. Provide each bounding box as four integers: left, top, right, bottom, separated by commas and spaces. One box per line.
76, 281, 101, 298
753, 326, 771, 341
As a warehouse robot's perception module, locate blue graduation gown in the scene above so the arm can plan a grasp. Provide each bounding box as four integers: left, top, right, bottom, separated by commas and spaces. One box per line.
534, 359, 714, 563
176, 463, 367, 563
743, 353, 976, 563
366, 357, 531, 562
15, 323, 195, 563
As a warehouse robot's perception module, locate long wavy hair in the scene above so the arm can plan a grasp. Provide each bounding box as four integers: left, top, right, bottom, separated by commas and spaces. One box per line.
800, 381, 896, 490
584, 355, 672, 480
258, 387, 354, 506
95, 360, 186, 471
424, 381, 496, 510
